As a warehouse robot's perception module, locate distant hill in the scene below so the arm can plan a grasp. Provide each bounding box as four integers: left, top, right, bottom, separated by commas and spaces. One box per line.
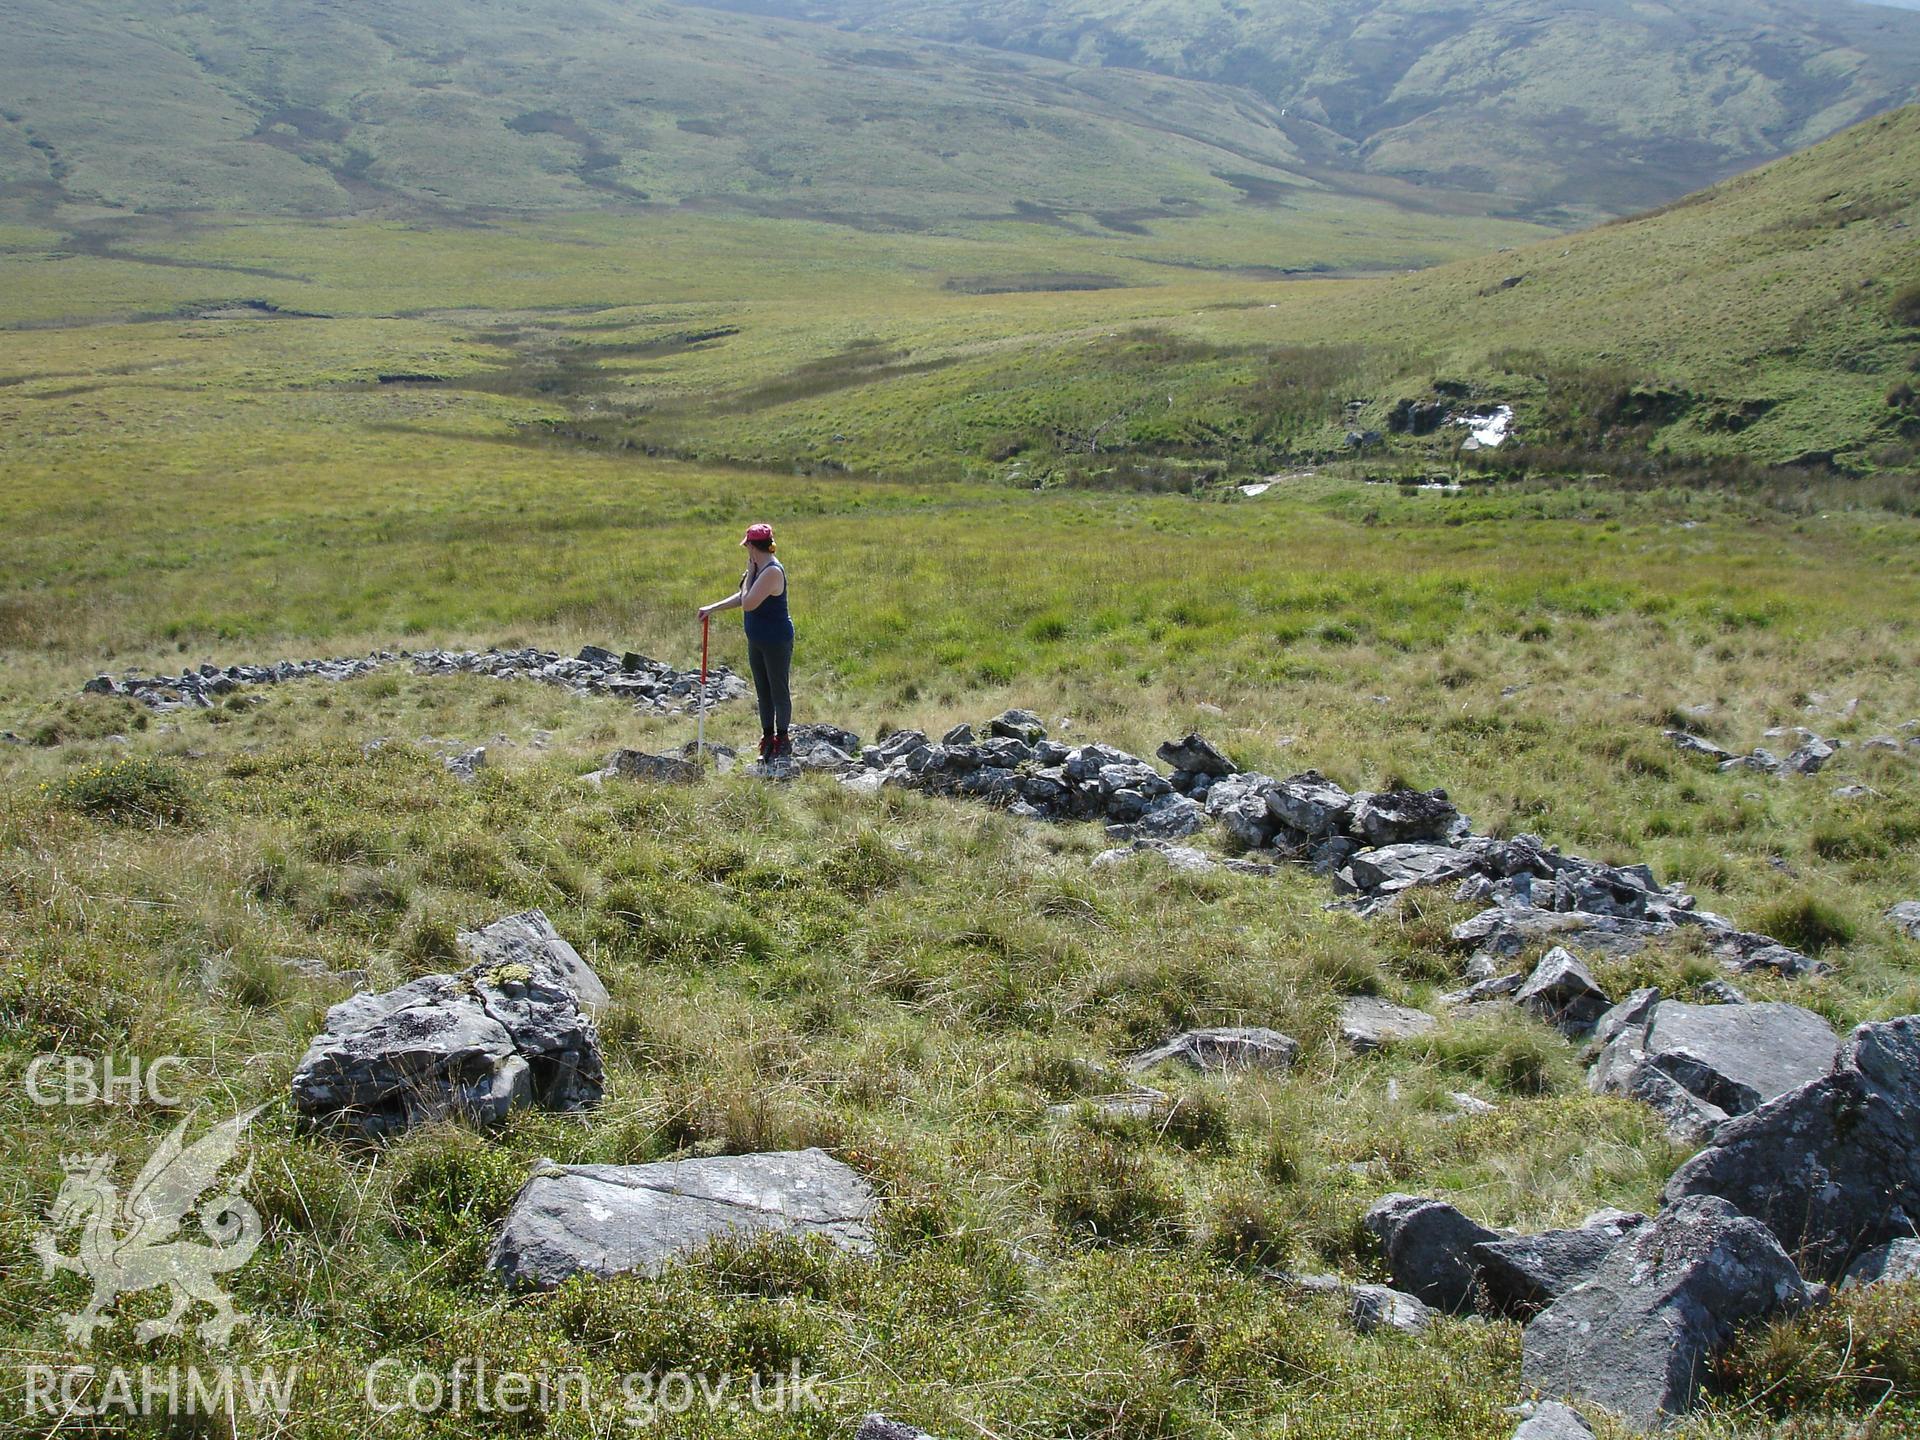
713, 0, 1920, 221
0, 0, 1480, 230
3, 0, 1917, 231
628, 106, 1920, 477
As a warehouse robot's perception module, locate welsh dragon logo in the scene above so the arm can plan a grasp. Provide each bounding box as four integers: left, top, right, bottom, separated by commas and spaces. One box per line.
34, 1106, 264, 1345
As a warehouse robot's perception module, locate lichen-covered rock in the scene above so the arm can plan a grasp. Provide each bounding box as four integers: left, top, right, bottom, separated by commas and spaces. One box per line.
1663, 1015, 1920, 1282
1520, 1195, 1810, 1428
1515, 947, 1611, 1034
1348, 1283, 1434, 1335
292, 955, 603, 1137
1841, 1238, 1920, 1291
1590, 999, 1837, 1142
489, 1149, 877, 1289
458, 908, 608, 1015
1349, 787, 1463, 846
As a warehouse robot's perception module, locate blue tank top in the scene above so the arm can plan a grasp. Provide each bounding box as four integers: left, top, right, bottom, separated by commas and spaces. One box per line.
742, 559, 794, 646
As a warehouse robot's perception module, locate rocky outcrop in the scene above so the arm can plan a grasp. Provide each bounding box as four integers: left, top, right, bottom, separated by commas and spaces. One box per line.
1520, 1195, 1810, 1428
1589, 998, 1838, 1143
1662, 1015, 1920, 1282
1090, 841, 1217, 875
489, 1149, 877, 1289
1362, 1194, 1501, 1312
1126, 1026, 1298, 1074
1472, 1210, 1646, 1318
292, 926, 605, 1136
82, 644, 744, 715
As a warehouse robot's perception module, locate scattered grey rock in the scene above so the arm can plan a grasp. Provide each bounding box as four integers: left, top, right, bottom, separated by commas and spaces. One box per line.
1339, 996, 1437, 1053
1266, 770, 1355, 839
1696, 979, 1747, 1005
1266, 1270, 1349, 1298
1345, 843, 1477, 898
1349, 787, 1465, 847
291, 935, 604, 1137
1091, 840, 1216, 875
1520, 1195, 1810, 1429
1663, 1015, 1920, 1282
988, 708, 1046, 743
598, 748, 702, 784
1204, 771, 1281, 849
489, 1149, 877, 1289
444, 745, 487, 781
855, 1416, 941, 1440
940, 722, 975, 746
1047, 1087, 1170, 1121
1665, 730, 1735, 763
1473, 1211, 1646, 1318
1107, 793, 1208, 841
82, 646, 745, 716
1785, 737, 1835, 775
1127, 1026, 1298, 1075
1512, 1400, 1595, 1440
1363, 1194, 1502, 1312
1888, 902, 1920, 939
1449, 1091, 1497, 1115
1840, 1238, 1920, 1291
1349, 1283, 1435, 1335
1515, 948, 1612, 1034
1156, 732, 1235, 778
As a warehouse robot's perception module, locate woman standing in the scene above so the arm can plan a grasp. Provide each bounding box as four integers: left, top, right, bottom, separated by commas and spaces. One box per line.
698, 522, 794, 761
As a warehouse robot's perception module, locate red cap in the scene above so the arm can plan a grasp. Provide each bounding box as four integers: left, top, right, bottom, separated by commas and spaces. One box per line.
740, 522, 774, 546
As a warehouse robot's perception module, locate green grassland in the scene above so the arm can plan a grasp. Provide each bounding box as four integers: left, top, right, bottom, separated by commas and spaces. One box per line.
6, 104, 1913, 496
5, 441, 1920, 1437
5, 228, 1920, 1435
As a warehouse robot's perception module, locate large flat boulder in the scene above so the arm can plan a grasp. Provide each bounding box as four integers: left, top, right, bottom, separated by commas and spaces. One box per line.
1663, 1015, 1920, 1282
1590, 999, 1837, 1141
1520, 1195, 1810, 1429
1339, 996, 1437, 1053
1363, 1194, 1501, 1312
489, 1149, 878, 1289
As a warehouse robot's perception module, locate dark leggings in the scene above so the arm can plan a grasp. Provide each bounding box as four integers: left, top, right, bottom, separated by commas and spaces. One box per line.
746, 638, 792, 736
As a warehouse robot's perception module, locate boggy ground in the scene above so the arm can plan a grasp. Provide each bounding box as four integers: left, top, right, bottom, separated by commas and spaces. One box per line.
2, 450, 1919, 1437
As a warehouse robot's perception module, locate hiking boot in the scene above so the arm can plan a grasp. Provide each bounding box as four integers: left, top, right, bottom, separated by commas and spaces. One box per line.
773, 733, 791, 759
758, 734, 774, 761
